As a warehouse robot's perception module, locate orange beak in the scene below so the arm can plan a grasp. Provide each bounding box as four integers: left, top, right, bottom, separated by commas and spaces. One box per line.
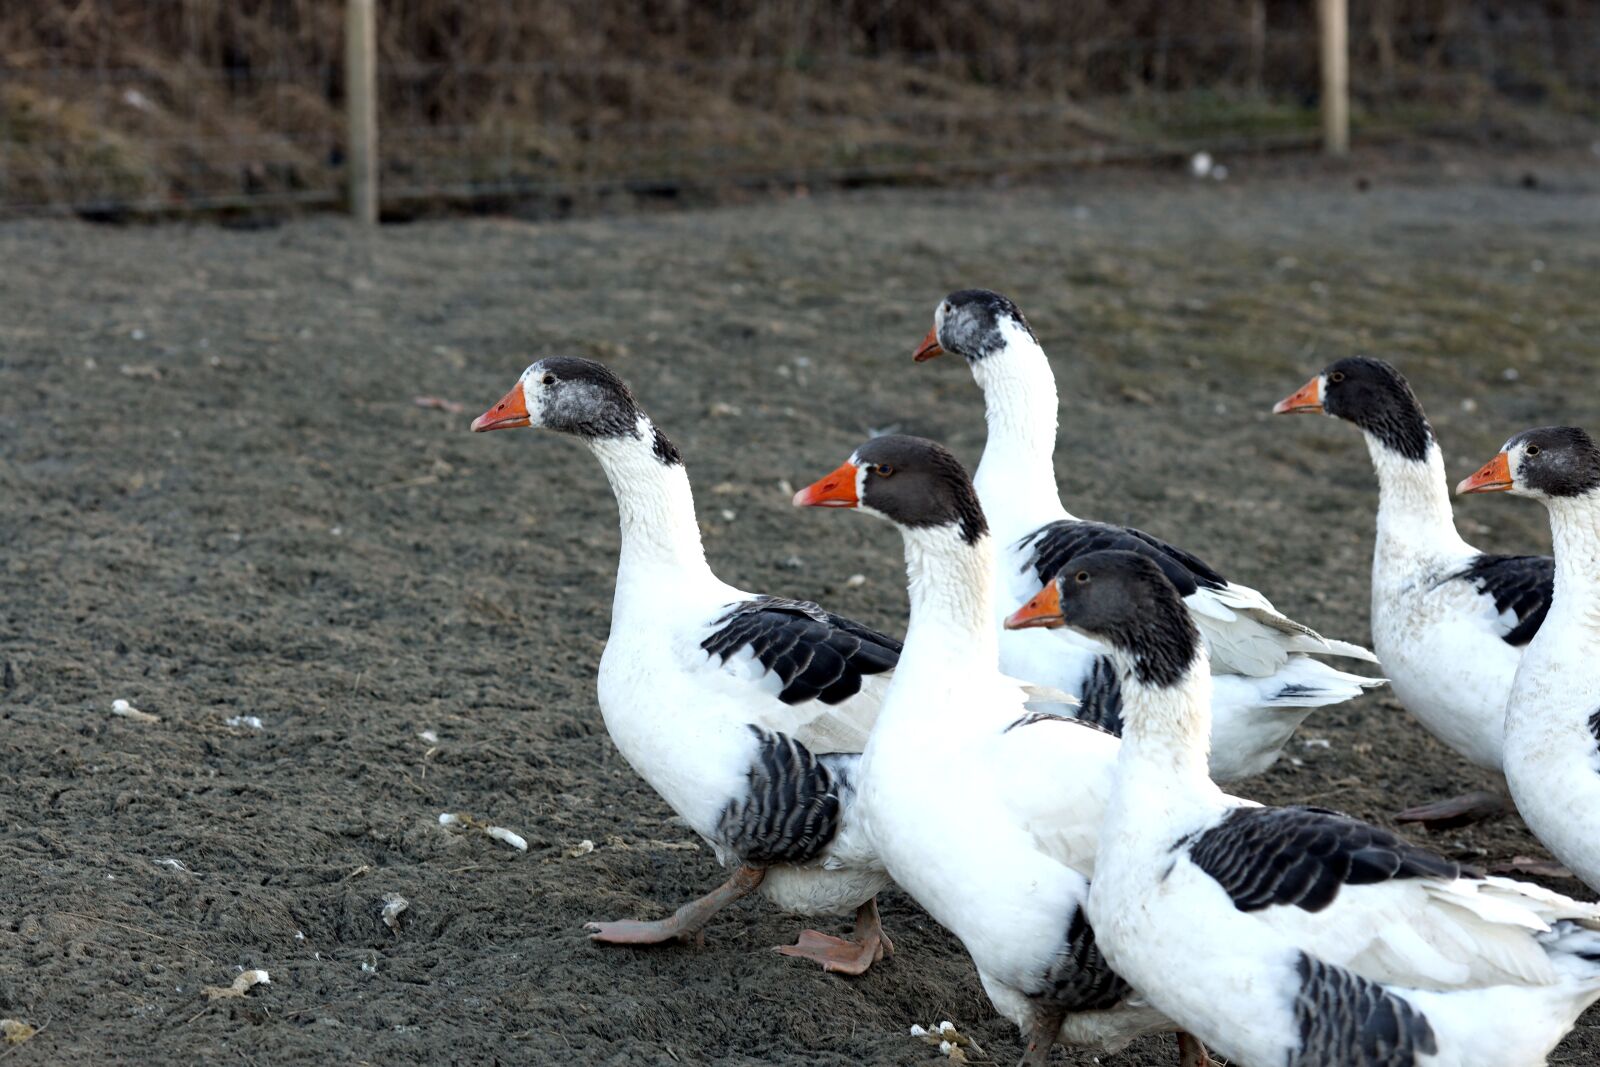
1457, 452, 1513, 495
1273, 376, 1323, 415
471, 382, 530, 432
1004, 582, 1064, 630
793, 462, 860, 508
912, 326, 945, 363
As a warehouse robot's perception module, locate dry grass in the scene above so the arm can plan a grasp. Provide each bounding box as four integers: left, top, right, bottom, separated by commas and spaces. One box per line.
1, 1, 1595, 214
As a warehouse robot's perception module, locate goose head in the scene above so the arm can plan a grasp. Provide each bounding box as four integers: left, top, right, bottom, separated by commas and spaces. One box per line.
912, 289, 1038, 365
1274, 356, 1433, 461
1005, 549, 1202, 687
471, 357, 680, 462
1458, 426, 1600, 501
793, 434, 987, 546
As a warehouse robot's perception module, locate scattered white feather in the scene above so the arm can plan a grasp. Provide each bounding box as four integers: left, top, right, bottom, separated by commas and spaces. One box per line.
202, 969, 269, 1000
487, 826, 528, 851
381, 894, 409, 931
110, 699, 160, 724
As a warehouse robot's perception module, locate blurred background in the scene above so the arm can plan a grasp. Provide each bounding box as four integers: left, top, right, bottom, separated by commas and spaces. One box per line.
2, 0, 1597, 221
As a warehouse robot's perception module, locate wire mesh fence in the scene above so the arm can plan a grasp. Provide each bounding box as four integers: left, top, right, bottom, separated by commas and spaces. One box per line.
2, 1, 1596, 220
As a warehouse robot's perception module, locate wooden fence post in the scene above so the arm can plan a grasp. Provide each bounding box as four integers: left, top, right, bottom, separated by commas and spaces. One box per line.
1318, 0, 1350, 156
346, 0, 378, 223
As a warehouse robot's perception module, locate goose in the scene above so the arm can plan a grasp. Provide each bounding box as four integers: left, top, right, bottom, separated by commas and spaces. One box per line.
792, 434, 1204, 1066
470, 357, 899, 973
1458, 427, 1600, 893
1005, 549, 1600, 1067
914, 289, 1381, 781
1274, 357, 1553, 829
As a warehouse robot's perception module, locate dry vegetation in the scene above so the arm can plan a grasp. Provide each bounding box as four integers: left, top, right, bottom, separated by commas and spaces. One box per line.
1, 1, 1596, 213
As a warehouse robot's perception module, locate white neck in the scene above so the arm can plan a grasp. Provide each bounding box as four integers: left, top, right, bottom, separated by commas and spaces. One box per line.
587, 416, 713, 581
1542, 494, 1600, 636
897, 524, 1000, 675
1107, 653, 1223, 825
969, 325, 1071, 533
1367, 437, 1473, 571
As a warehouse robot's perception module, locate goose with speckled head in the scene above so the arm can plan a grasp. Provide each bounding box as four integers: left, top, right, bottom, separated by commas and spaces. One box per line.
1007, 549, 1600, 1067
1459, 427, 1600, 894
914, 289, 1382, 783
1275, 357, 1555, 830
471, 357, 900, 973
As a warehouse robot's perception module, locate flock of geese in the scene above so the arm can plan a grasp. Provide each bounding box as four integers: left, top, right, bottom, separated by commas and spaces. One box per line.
469, 289, 1600, 1067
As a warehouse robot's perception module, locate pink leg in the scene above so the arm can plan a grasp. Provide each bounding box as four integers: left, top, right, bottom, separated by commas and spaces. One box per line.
585, 866, 765, 945
1395, 790, 1511, 830
773, 897, 894, 975
1177, 1032, 1213, 1067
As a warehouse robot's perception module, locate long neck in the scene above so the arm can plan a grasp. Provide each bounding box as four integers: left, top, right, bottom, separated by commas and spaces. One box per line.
1367, 437, 1472, 569
587, 418, 712, 580
897, 525, 999, 673
1544, 494, 1600, 634
969, 327, 1068, 527
1109, 654, 1222, 819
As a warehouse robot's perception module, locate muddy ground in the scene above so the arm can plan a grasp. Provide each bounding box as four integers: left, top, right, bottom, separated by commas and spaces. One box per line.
3, 147, 1600, 1065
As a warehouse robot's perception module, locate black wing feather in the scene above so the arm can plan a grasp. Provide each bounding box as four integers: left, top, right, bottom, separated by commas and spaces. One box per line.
1290, 953, 1438, 1067
1445, 553, 1554, 647
1019, 519, 1228, 595
702, 596, 901, 706
1074, 655, 1124, 735
1187, 806, 1460, 914
717, 727, 845, 865
1029, 908, 1133, 1012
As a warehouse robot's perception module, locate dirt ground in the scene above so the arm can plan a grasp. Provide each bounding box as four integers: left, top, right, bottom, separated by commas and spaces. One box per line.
4, 146, 1600, 1065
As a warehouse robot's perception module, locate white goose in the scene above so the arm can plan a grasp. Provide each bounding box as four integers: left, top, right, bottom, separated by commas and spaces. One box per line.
1459, 427, 1600, 893
1006, 549, 1600, 1067
1275, 357, 1553, 828
914, 289, 1381, 781
471, 357, 898, 973
793, 435, 1200, 1066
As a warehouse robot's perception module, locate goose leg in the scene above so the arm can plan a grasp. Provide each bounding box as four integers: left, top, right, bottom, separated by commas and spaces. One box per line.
1395, 789, 1511, 830
774, 896, 894, 975
1177, 1032, 1213, 1066
585, 865, 765, 946
1492, 855, 1574, 880
1017, 1001, 1067, 1066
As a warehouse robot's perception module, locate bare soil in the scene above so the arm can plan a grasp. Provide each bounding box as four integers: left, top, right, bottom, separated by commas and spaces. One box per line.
3, 147, 1600, 1065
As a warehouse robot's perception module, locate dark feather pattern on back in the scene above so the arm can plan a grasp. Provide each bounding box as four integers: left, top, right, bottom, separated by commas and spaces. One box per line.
1028, 908, 1133, 1012
1019, 520, 1228, 594
717, 726, 842, 865
1186, 805, 1461, 913
1290, 953, 1437, 1067
1002, 710, 1118, 739
1074, 656, 1124, 735
1444, 553, 1553, 647
702, 596, 901, 706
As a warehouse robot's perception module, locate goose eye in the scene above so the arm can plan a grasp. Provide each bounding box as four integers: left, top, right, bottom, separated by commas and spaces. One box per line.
875, 464, 894, 477
1526, 445, 1541, 457
1075, 571, 1090, 583
542, 373, 556, 386
1329, 371, 1345, 383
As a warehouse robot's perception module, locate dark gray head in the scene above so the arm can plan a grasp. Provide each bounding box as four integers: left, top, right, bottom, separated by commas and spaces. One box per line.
1009, 549, 1201, 688
1458, 426, 1600, 501
1276, 356, 1433, 462
471, 356, 681, 464
793, 434, 987, 545
916, 289, 1038, 364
